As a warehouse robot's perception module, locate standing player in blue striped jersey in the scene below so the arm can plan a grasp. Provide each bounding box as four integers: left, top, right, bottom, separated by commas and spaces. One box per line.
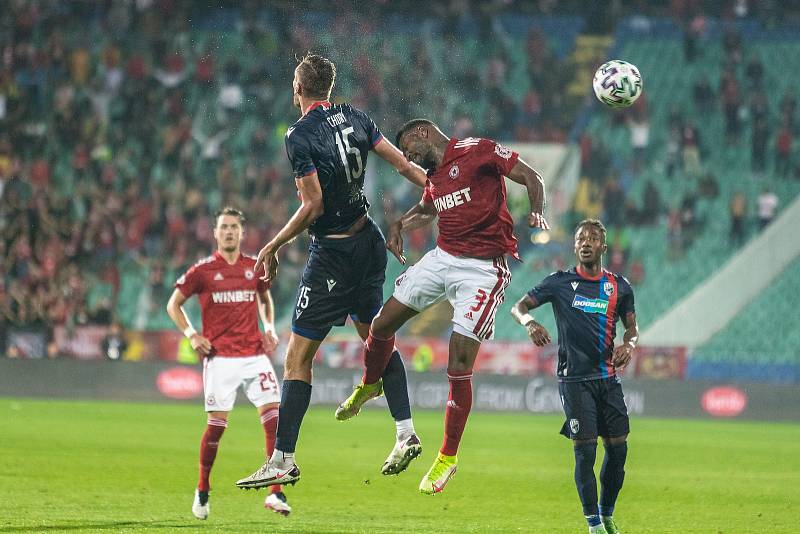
511, 219, 638, 534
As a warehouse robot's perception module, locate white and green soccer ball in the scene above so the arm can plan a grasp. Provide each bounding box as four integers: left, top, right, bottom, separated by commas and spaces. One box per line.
592, 60, 643, 109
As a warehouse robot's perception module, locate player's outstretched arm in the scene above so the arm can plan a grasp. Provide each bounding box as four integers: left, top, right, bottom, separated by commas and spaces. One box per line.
612, 311, 639, 371
373, 137, 428, 188
386, 199, 437, 265
255, 173, 324, 282
166, 289, 213, 356
506, 158, 549, 230
510, 294, 551, 347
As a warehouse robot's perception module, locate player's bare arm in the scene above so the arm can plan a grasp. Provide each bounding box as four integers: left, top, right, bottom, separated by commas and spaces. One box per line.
372, 137, 428, 188
166, 288, 213, 356
386, 199, 437, 265
506, 158, 549, 230
257, 288, 279, 353
612, 311, 639, 371
255, 173, 324, 282
510, 294, 551, 347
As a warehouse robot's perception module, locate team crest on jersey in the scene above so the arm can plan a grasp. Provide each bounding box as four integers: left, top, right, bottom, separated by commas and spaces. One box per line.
449, 165, 460, 179
603, 282, 614, 297
569, 418, 580, 434
245, 269, 254, 280
494, 144, 513, 160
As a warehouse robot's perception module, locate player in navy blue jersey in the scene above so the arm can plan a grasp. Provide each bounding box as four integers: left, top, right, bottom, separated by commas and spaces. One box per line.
511, 219, 639, 534
236, 54, 429, 490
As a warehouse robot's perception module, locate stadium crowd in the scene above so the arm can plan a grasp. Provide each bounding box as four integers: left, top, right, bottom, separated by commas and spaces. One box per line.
0, 0, 585, 335
1, 0, 799, 345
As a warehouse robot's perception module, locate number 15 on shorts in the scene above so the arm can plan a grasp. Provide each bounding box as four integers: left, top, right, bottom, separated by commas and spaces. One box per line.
295, 285, 310, 319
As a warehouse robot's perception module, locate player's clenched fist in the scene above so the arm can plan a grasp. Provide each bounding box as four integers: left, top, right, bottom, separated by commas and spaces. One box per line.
612, 342, 634, 371
386, 221, 406, 265
189, 334, 213, 356
525, 321, 551, 347
528, 212, 550, 230
262, 326, 279, 353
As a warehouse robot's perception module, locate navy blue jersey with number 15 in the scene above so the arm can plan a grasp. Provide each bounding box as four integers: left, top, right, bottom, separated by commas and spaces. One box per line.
285, 102, 384, 236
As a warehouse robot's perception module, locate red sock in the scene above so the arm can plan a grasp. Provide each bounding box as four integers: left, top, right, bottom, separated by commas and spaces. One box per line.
440, 370, 473, 456
260, 407, 282, 494
198, 418, 227, 491
362, 330, 396, 384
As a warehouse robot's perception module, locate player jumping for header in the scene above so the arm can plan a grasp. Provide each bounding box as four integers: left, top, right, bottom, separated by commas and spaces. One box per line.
235, 54, 429, 490
336, 118, 548, 494
511, 218, 639, 534
166, 207, 290, 518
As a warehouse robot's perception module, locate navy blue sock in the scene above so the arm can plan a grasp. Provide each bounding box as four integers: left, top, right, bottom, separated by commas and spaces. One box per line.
275, 380, 312, 454
574, 442, 599, 519
599, 441, 628, 514
382, 350, 412, 421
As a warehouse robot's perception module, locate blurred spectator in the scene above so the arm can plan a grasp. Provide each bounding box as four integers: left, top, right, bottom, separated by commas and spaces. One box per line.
681, 121, 702, 176
730, 191, 748, 246
627, 114, 650, 168
775, 119, 794, 177
603, 178, 626, 226
692, 75, 715, 115
628, 259, 645, 286
101, 322, 127, 361
667, 208, 685, 259
720, 67, 741, 143
641, 180, 661, 224
745, 54, 764, 88
757, 187, 778, 230
751, 116, 769, 173
698, 172, 720, 199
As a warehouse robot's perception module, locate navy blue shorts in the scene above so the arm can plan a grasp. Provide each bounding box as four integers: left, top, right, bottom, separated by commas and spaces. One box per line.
559, 377, 630, 440
291, 217, 387, 341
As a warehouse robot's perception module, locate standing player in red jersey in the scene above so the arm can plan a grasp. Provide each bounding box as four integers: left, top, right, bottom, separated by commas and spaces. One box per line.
336, 119, 549, 494
166, 207, 290, 519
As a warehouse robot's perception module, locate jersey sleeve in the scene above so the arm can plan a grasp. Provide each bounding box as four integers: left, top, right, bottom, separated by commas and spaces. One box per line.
527, 272, 558, 308
175, 265, 203, 297
285, 129, 317, 179
479, 139, 519, 177
617, 276, 636, 320
355, 109, 384, 148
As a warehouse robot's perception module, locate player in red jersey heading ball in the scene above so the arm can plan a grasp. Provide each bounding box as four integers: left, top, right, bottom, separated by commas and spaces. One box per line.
336, 119, 549, 494
166, 207, 290, 518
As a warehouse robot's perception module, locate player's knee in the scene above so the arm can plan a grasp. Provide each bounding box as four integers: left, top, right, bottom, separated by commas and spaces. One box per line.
207, 411, 229, 422
603, 435, 628, 447
573, 438, 597, 448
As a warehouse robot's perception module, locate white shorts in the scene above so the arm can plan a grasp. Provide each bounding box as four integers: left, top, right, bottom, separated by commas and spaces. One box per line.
202, 355, 280, 412
392, 247, 511, 341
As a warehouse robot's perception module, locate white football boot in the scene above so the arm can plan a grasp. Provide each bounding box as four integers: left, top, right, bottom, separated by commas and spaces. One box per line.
381, 433, 423, 475
192, 489, 209, 520
264, 491, 292, 516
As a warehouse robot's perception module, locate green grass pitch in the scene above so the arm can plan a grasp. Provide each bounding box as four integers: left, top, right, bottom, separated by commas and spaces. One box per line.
2, 398, 798, 533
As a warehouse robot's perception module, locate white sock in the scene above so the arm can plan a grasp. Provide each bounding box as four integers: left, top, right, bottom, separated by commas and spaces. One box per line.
395, 418, 415, 441
270, 449, 294, 467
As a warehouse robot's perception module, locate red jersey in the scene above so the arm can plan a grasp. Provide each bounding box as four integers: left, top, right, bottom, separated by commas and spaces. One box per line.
175, 251, 270, 357
422, 137, 520, 259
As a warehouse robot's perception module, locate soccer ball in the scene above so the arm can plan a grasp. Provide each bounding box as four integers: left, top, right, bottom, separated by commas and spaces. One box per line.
592, 60, 643, 109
